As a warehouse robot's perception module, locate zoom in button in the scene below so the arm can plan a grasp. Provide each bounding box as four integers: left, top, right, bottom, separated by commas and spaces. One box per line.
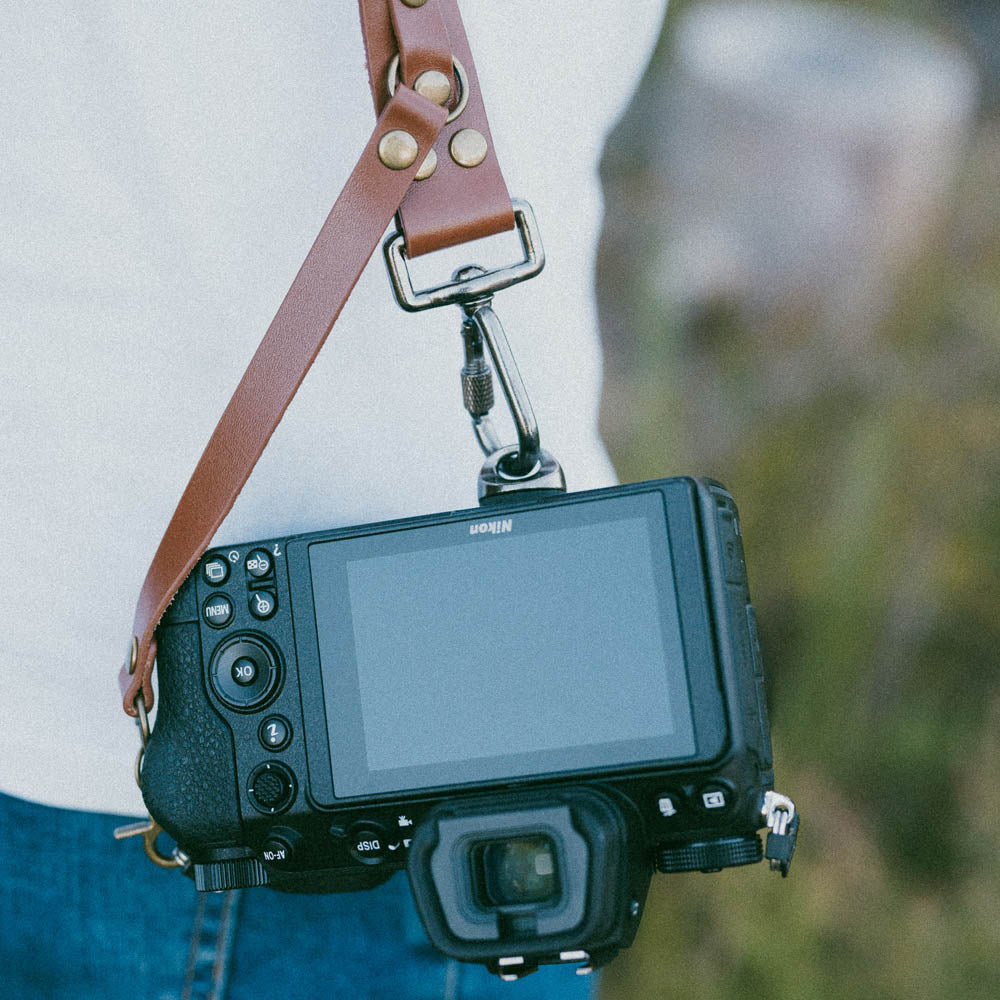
249, 590, 277, 620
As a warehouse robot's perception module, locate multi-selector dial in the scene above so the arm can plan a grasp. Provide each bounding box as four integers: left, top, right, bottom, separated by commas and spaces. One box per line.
210, 636, 280, 710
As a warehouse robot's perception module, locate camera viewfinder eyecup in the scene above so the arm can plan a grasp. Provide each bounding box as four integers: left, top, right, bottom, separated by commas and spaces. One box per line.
406, 787, 650, 979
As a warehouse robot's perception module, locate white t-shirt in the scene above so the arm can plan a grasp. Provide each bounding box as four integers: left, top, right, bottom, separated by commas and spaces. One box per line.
1, 1, 667, 816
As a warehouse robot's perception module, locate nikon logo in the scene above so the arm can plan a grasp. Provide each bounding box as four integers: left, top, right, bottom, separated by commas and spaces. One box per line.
469, 519, 513, 536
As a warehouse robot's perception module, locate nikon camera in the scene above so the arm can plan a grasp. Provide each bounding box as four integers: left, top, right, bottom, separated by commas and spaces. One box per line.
141, 476, 796, 978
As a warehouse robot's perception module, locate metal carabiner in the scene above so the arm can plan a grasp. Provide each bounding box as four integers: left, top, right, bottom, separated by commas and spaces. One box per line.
113, 815, 187, 869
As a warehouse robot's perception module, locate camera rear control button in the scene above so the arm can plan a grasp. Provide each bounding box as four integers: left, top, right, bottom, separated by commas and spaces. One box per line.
349, 825, 387, 865
259, 715, 291, 751
656, 791, 684, 819
261, 831, 298, 866
210, 637, 280, 710
698, 783, 734, 813
231, 657, 258, 686
245, 549, 273, 578
202, 556, 230, 587
202, 594, 234, 628
247, 762, 296, 815
249, 590, 277, 620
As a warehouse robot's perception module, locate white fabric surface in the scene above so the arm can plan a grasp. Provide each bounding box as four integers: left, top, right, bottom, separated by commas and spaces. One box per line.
1, 1, 667, 815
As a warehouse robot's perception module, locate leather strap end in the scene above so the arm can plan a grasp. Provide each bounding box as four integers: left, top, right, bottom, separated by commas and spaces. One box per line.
120, 638, 156, 717
361, 0, 515, 258
389, 0, 457, 97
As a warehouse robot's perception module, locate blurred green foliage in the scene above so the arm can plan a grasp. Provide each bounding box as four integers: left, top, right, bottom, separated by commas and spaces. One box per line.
595, 2, 1000, 997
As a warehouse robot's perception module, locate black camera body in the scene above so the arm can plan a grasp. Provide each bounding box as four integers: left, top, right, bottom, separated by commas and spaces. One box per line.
142, 476, 780, 976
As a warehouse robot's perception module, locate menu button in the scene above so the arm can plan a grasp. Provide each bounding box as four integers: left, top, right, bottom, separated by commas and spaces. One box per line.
202, 594, 234, 628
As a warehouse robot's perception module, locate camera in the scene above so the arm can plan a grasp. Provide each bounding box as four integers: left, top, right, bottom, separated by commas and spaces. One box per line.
141, 475, 795, 978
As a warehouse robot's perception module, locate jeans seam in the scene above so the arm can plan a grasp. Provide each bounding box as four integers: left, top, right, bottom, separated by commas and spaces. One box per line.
181, 889, 241, 1000
442, 958, 460, 1000
208, 890, 240, 1000
181, 894, 208, 1000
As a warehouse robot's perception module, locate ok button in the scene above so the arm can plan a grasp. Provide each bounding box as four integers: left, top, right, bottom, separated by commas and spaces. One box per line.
231, 657, 258, 686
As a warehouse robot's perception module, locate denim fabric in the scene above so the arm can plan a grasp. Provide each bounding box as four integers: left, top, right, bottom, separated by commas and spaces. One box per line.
0, 792, 596, 1000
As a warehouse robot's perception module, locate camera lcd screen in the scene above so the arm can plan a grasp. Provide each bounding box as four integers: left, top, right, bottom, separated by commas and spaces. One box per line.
309, 491, 696, 798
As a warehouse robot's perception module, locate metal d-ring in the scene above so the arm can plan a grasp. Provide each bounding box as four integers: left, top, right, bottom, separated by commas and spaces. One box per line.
115, 690, 188, 870
132, 689, 151, 789
386, 54, 470, 123
384, 200, 544, 313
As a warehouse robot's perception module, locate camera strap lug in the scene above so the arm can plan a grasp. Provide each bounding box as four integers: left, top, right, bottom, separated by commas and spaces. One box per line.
761, 790, 800, 877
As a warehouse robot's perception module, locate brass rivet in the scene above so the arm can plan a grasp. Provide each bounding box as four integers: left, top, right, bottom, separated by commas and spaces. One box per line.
378, 129, 418, 170
415, 147, 438, 181
450, 128, 488, 168
414, 70, 451, 107
126, 636, 138, 675
401, 0, 428, 6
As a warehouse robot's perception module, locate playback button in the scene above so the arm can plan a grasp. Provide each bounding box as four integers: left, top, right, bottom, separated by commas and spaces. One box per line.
202, 556, 230, 587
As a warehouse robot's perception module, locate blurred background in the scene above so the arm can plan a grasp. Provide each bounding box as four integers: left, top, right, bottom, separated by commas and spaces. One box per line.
594, 1, 999, 997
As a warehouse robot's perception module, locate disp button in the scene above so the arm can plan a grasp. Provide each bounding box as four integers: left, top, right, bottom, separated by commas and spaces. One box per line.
349, 824, 388, 865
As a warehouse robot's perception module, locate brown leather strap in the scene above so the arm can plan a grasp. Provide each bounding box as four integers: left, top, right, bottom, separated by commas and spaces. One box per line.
359, 0, 515, 256
121, 0, 514, 716
120, 86, 447, 715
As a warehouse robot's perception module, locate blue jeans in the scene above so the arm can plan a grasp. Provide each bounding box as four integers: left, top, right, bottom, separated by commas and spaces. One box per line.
0, 792, 596, 999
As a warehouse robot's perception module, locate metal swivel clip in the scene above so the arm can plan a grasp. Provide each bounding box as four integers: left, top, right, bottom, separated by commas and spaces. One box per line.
383, 200, 565, 501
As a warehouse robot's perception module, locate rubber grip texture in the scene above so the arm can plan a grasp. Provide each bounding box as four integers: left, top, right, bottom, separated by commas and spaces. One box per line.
141, 622, 243, 852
